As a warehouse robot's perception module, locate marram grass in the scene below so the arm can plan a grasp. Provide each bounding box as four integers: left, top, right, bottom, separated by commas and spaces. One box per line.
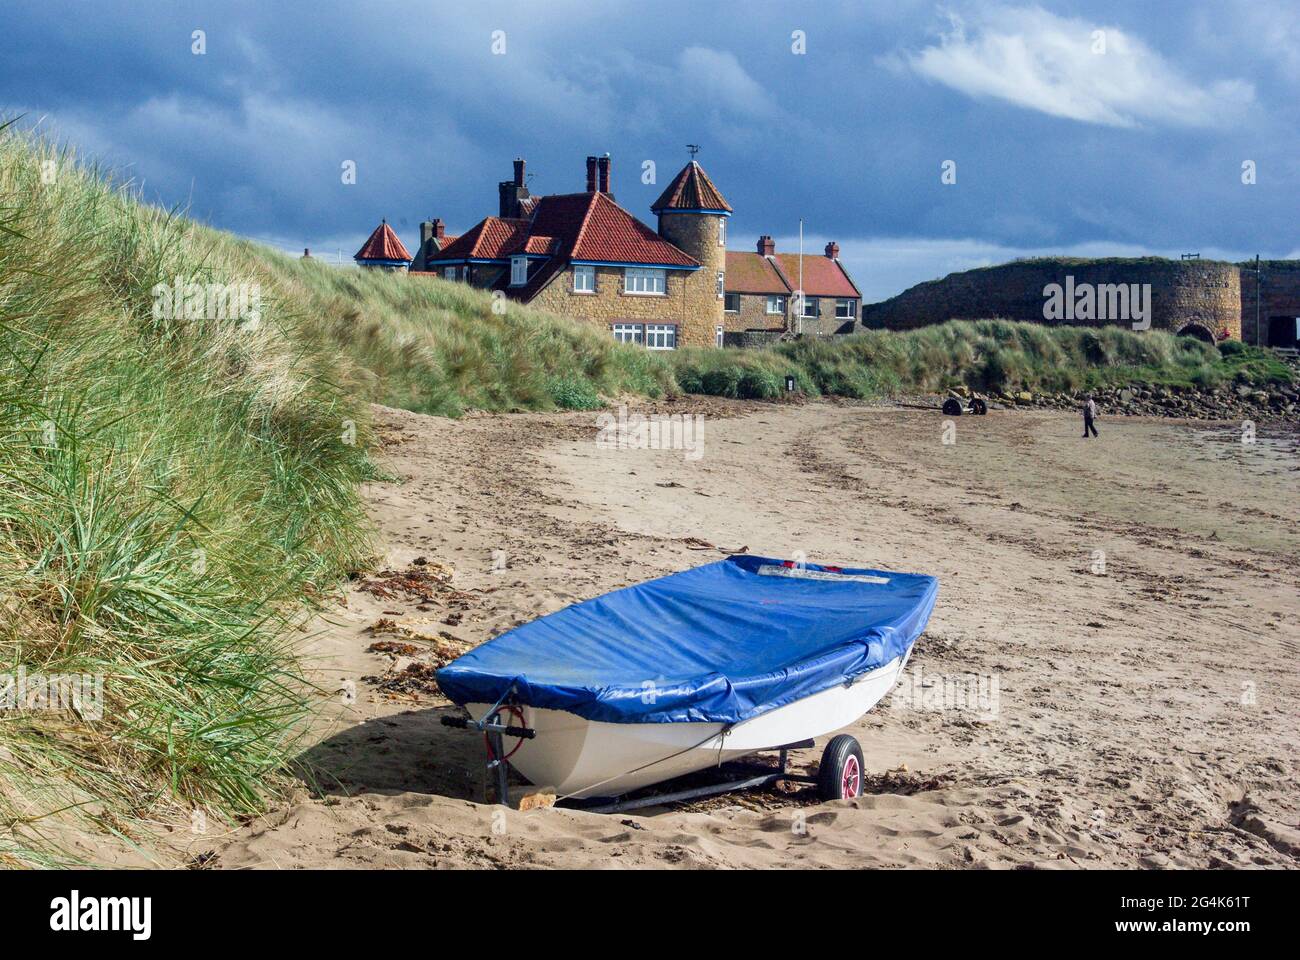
254, 255, 1291, 411
0, 123, 373, 866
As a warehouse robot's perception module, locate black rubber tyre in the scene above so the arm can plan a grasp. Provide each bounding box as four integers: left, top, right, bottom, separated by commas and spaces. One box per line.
970, 397, 988, 416
941, 397, 963, 416
817, 734, 865, 801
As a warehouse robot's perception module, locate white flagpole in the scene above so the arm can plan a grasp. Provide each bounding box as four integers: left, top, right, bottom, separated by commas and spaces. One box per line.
798, 218, 804, 336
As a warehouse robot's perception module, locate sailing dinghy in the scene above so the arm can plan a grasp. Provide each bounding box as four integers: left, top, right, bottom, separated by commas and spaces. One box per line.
437, 555, 938, 807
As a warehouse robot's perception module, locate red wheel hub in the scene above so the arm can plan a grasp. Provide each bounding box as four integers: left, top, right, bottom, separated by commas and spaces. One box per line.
841, 755, 861, 798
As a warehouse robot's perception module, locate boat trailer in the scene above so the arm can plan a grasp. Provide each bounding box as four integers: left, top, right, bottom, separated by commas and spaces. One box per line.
572, 739, 821, 815
441, 697, 865, 813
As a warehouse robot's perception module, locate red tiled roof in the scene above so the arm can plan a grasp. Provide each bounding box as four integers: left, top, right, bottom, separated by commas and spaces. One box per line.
430, 191, 698, 302
651, 161, 732, 213
772, 253, 860, 299
514, 234, 559, 256
724, 252, 790, 295
354, 221, 412, 261
567, 192, 698, 266
428, 217, 530, 261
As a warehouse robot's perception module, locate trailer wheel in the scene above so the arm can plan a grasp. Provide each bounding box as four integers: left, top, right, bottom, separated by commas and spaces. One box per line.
941, 397, 963, 416
969, 397, 988, 416
818, 734, 865, 801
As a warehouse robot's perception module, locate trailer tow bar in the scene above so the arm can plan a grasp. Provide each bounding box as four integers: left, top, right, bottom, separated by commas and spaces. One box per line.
441, 696, 536, 806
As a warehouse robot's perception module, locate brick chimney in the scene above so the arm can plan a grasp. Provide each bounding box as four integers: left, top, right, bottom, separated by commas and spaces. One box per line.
824, 241, 840, 260
432, 218, 445, 240
586, 156, 598, 192
597, 154, 611, 194
757, 235, 775, 256
499, 158, 531, 218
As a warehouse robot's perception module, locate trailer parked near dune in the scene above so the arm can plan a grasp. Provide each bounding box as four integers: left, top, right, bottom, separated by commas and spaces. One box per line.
438, 555, 939, 810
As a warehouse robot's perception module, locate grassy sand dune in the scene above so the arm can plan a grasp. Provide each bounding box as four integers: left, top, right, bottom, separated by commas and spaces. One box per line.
257, 257, 1292, 408
0, 127, 374, 865
255, 251, 676, 415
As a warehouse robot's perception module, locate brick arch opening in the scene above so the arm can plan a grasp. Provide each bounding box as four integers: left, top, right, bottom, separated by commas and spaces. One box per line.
1176, 322, 1215, 343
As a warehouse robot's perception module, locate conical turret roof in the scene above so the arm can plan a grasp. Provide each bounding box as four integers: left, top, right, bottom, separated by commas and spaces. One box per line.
354, 220, 412, 262
651, 160, 732, 214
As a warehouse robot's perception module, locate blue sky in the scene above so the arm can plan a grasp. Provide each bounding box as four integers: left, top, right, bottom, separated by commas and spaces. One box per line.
4, 0, 1297, 300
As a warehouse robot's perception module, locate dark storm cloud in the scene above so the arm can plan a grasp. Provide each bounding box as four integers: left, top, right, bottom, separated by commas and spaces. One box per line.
3, 0, 1295, 297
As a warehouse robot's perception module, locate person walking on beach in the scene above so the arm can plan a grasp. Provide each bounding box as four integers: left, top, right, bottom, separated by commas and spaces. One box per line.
1081, 394, 1099, 438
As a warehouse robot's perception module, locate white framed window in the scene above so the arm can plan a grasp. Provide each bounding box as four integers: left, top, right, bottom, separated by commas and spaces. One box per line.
766, 295, 786, 315
645, 324, 677, 350
573, 264, 595, 293
724, 292, 740, 313
715, 324, 725, 347
801, 296, 819, 318
718, 217, 726, 247
611, 323, 643, 345
510, 255, 528, 286
835, 298, 855, 319
624, 267, 666, 295
716, 271, 725, 298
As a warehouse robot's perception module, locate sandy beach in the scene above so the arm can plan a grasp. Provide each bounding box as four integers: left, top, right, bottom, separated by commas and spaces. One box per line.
210, 400, 1298, 869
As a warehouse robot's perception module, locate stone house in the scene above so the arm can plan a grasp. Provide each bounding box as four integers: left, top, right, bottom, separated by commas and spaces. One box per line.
409, 153, 861, 349
418, 156, 723, 348
723, 236, 861, 343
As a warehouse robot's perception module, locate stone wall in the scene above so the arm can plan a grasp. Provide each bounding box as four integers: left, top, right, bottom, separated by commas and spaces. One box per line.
722, 329, 785, 349
468, 263, 507, 288
724, 292, 786, 334
527, 263, 715, 347
800, 311, 857, 336
862, 258, 1244, 339
1239, 260, 1300, 347
656, 212, 727, 346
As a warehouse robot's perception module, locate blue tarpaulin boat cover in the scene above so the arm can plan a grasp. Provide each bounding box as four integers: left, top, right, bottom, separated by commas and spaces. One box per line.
436, 555, 939, 725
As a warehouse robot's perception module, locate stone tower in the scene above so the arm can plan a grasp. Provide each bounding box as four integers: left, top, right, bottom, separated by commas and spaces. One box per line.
652, 160, 732, 346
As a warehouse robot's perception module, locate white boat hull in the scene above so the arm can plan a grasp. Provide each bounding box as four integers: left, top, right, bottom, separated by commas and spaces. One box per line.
467, 647, 912, 799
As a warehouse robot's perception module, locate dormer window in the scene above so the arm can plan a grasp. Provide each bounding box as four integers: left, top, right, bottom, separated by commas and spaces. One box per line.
510, 256, 528, 286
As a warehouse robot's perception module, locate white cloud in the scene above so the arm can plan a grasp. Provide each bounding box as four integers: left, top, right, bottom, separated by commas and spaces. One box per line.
899, 6, 1253, 128
678, 47, 772, 117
